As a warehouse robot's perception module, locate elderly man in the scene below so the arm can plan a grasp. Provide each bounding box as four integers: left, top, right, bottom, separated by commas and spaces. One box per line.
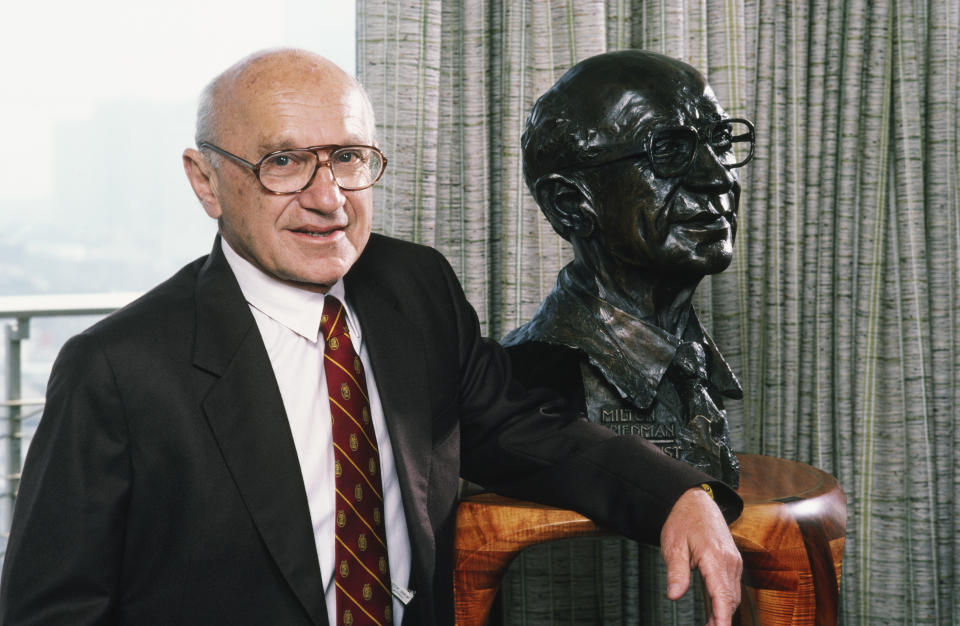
504, 50, 753, 487
0, 49, 742, 626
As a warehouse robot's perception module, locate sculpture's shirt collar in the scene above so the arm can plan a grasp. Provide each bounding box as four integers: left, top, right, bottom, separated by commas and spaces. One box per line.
501, 266, 741, 408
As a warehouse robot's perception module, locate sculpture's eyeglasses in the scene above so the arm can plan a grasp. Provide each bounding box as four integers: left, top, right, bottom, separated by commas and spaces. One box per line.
198, 142, 387, 194
578, 118, 755, 179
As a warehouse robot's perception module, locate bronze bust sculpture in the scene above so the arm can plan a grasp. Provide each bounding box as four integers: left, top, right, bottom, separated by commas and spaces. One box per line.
502, 50, 754, 486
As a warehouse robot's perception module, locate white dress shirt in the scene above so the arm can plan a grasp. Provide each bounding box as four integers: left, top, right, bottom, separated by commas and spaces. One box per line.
221, 239, 411, 626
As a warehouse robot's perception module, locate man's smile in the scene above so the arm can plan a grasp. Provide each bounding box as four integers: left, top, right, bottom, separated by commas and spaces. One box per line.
289, 223, 348, 241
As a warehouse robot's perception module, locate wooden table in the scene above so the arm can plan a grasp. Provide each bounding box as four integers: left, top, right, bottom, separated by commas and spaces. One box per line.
453, 453, 846, 625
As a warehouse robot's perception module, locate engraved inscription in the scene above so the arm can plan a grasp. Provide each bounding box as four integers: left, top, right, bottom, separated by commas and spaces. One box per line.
581, 363, 685, 462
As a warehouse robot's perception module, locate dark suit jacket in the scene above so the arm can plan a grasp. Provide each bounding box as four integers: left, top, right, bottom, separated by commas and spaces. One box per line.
0, 234, 740, 625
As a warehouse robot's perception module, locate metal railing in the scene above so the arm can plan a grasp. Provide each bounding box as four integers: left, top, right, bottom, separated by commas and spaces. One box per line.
1, 292, 141, 550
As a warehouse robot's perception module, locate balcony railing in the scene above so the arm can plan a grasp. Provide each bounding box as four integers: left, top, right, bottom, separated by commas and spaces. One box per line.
1, 292, 141, 555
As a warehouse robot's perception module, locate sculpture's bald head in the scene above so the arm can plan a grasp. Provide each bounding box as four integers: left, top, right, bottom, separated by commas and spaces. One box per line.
522, 50, 718, 190
523, 50, 746, 280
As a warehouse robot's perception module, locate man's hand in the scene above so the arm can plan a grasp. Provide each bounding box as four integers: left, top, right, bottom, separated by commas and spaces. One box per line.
660, 486, 742, 626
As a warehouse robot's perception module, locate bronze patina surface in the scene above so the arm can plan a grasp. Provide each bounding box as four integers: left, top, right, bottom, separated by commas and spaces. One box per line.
503, 50, 755, 486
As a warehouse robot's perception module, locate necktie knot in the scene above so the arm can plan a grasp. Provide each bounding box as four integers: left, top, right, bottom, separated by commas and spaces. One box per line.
321, 296, 351, 342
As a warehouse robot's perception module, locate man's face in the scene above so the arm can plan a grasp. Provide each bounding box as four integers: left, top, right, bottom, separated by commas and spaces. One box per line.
200, 60, 375, 291
586, 83, 740, 278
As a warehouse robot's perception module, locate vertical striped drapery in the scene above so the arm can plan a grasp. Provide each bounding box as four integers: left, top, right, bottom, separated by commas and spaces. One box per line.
356, 1, 960, 624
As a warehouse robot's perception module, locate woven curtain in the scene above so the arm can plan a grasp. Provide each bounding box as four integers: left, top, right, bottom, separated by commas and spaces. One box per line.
357, 0, 960, 624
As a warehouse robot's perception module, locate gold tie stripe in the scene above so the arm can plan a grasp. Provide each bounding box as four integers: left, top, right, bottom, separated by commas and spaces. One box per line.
321, 296, 392, 625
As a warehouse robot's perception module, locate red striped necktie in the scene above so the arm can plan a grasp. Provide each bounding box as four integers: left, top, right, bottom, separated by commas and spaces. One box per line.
321, 296, 393, 626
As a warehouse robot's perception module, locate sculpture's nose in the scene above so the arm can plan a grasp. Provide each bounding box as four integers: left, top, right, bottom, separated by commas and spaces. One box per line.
681, 144, 736, 195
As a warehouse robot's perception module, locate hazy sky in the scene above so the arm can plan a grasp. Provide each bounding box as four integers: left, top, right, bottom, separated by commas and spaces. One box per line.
1, 0, 356, 201
0, 1, 358, 298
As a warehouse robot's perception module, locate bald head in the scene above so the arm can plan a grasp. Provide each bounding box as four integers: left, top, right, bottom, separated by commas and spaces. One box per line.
195, 48, 374, 148
182, 48, 381, 293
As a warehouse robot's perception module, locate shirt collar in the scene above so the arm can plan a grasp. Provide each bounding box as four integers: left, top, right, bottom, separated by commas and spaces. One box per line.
220, 236, 361, 345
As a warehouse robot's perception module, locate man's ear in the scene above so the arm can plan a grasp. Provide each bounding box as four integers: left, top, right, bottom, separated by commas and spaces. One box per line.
183, 148, 223, 219
534, 173, 597, 240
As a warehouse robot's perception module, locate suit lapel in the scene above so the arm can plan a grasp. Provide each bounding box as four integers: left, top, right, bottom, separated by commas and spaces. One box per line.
192, 240, 327, 626
344, 258, 436, 600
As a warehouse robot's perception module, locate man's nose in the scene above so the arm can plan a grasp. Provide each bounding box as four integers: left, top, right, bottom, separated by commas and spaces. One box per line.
681, 144, 736, 195
298, 161, 347, 211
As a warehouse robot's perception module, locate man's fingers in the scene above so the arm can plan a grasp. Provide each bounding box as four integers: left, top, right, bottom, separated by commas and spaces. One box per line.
662, 540, 692, 600
697, 539, 742, 625
660, 486, 742, 625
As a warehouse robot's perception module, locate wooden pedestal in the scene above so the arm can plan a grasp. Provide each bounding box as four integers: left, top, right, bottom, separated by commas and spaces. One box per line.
730, 454, 846, 625
453, 453, 846, 625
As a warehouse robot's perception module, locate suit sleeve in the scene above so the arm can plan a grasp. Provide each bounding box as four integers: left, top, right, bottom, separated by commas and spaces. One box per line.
0, 333, 129, 625
433, 255, 742, 544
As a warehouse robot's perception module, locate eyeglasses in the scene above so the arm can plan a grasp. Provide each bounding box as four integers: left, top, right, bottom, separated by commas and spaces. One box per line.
574, 117, 755, 179
198, 142, 387, 194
